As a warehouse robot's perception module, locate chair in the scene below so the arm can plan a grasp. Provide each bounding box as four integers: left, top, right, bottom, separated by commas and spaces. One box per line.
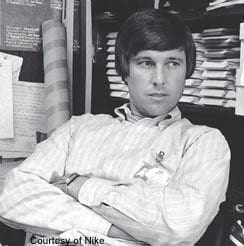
196, 202, 231, 246
0, 221, 26, 246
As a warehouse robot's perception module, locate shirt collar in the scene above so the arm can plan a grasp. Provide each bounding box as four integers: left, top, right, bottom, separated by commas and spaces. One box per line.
114, 103, 181, 130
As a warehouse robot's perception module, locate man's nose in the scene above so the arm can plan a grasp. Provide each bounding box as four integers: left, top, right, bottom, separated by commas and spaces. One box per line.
152, 66, 165, 86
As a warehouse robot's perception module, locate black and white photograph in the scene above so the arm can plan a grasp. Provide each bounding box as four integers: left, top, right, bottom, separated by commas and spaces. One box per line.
0, 0, 244, 245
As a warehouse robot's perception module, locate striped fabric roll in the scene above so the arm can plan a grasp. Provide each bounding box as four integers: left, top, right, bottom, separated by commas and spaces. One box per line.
42, 20, 71, 136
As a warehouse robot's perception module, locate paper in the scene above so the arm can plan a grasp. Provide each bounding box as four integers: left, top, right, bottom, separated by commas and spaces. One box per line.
107, 76, 124, 83
202, 70, 235, 80
185, 78, 202, 87
191, 69, 204, 79
207, 0, 244, 11
106, 32, 118, 39
198, 98, 226, 106
107, 69, 118, 75
203, 48, 240, 59
106, 62, 116, 68
225, 99, 236, 108
179, 95, 200, 104
109, 83, 128, 92
107, 54, 116, 61
202, 28, 239, 37
201, 79, 234, 89
202, 35, 239, 42
225, 90, 236, 99
110, 91, 129, 99
107, 39, 116, 45
0, 0, 62, 51
0, 59, 14, 139
235, 87, 244, 115
107, 46, 115, 53
201, 60, 240, 70
183, 87, 201, 96
0, 81, 47, 158
199, 88, 227, 98
0, 52, 23, 82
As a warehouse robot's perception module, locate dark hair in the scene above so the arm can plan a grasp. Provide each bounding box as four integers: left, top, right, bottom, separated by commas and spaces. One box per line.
115, 9, 196, 80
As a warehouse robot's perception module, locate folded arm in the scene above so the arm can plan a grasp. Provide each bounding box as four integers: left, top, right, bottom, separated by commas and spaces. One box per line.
68, 129, 230, 245
0, 117, 111, 236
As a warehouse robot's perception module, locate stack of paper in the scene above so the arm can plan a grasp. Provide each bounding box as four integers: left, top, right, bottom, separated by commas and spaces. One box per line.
106, 32, 129, 100
180, 29, 239, 108
207, 0, 244, 11
180, 33, 205, 104
198, 28, 239, 108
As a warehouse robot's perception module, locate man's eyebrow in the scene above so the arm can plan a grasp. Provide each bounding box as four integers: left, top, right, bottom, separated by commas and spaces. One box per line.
167, 57, 185, 62
132, 56, 153, 61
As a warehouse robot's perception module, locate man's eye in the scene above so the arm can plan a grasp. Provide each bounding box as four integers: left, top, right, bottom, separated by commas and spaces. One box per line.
138, 61, 154, 68
168, 61, 180, 68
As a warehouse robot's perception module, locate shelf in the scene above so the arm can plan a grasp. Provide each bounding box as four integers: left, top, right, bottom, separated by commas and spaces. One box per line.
175, 5, 244, 27
93, 5, 244, 31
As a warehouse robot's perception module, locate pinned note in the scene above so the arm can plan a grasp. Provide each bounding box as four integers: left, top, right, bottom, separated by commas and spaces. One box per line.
0, 58, 14, 139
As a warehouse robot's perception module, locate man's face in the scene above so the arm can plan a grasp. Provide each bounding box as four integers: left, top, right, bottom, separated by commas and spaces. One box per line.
125, 48, 187, 118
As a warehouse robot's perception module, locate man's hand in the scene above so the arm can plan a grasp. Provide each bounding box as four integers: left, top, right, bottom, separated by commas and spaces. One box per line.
51, 174, 90, 199
92, 204, 152, 244
67, 175, 90, 199
107, 224, 137, 241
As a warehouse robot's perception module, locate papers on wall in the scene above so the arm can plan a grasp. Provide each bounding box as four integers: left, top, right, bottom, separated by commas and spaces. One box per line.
0, 81, 47, 158
0, 52, 23, 139
0, 52, 23, 82
0, 59, 14, 139
0, 0, 62, 51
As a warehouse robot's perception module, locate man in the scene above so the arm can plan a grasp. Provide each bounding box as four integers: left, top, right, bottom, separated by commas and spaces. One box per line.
0, 9, 230, 246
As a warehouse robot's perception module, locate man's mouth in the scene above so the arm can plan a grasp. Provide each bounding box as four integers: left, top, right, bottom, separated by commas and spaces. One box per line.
148, 92, 168, 97
147, 92, 169, 102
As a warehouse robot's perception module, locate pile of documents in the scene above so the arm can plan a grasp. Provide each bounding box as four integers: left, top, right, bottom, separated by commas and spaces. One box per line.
0, 52, 47, 159
207, 0, 244, 11
180, 33, 205, 104
106, 32, 129, 100
180, 28, 239, 108
199, 28, 239, 107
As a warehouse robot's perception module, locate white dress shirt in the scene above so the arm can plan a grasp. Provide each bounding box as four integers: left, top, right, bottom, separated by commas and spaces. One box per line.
0, 104, 230, 245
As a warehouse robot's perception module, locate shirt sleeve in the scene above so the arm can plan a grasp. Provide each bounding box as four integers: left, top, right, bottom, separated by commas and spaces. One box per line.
0, 116, 111, 236
77, 129, 230, 245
